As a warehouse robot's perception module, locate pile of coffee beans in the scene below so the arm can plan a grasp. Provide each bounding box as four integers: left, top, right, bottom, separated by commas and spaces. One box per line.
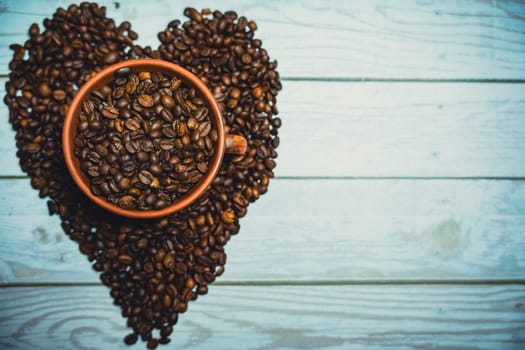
74, 67, 216, 211
5, 3, 281, 349
158, 8, 282, 154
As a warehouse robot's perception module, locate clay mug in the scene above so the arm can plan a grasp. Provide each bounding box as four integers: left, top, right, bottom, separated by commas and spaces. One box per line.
62, 59, 247, 219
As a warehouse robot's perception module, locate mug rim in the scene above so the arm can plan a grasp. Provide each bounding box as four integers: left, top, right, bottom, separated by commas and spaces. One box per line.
62, 59, 225, 219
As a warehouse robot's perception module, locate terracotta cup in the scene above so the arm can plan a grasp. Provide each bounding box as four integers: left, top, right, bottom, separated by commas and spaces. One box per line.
63, 59, 247, 219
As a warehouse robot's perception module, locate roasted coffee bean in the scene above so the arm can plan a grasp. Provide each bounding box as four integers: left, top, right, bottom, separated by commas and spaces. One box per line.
145, 193, 157, 205
159, 139, 175, 150
118, 254, 133, 264
160, 108, 174, 123
126, 76, 139, 94
125, 141, 140, 154
118, 195, 136, 209
125, 118, 141, 131
104, 51, 120, 64
25, 143, 41, 154
187, 117, 198, 130
137, 94, 154, 107
175, 121, 186, 136
95, 144, 109, 158
116, 67, 132, 77
37, 82, 52, 97
87, 166, 100, 177
197, 162, 208, 173
162, 126, 176, 138
150, 164, 162, 176
169, 77, 181, 91
198, 122, 211, 137
194, 107, 208, 121
153, 199, 168, 210
138, 170, 154, 185
147, 338, 159, 350
121, 161, 136, 173
101, 105, 119, 119
53, 89, 67, 101
136, 151, 149, 162
161, 95, 175, 108
252, 86, 263, 99
124, 333, 138, 345
118, 177, 131, 190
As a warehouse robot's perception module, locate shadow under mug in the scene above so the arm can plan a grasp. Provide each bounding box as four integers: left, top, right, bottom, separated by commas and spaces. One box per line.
62, 59, 247, 219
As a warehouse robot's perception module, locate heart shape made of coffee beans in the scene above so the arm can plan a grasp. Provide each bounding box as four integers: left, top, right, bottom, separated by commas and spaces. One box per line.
4, 3, 281, 348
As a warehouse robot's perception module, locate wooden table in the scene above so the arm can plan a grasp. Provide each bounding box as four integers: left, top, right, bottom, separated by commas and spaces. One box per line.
1, 1, 524, 349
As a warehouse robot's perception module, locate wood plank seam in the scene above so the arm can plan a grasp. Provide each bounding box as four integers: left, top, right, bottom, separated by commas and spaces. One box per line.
2, 279, 525, 288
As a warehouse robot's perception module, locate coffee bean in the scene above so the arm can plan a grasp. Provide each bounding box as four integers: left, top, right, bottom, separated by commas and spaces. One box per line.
163, 254, 175, 269
138, 94, 154, 107
138, 71, 151, 80
252, 86, 263, 99
121, 161, 136, 173
126, 76, 139, 94
136, 151, 149, 162
52, 89, 67, 101
138, 170, 154, 185
116, 67, 131, 77
160, 109, 174, 123
198, 121, 211, 137
125, 141, 140, 154
221, 210, 235, 224
125, 118, 141, 131
184, 7, 203, 22
118, 254, 133, 264
150, 164, 162, 176
38, 82, 52, 97
161, 95, 175, 108
175, 121, 186, 136
104, 51, 120, 64
162, 127, 177, 138
187, 117, 198, 130
153, 199, 167, 210
101, 105, 119, 119
112, 118, 123, 132
87, 166, 100, 177
118, 177, 131, 190
257, 145, 268, 158
197, 162, 208, 173
147, 338, 159, 350
265, 158, 276, 170
124, 333, 138, 345
194, 107, 208, 122
95, 144, 108, 158
159, 139, 175, 150
130, 129, 145, 140
26, 143, 41, 154
150, 153, 160, 164
118, 195, 136, 209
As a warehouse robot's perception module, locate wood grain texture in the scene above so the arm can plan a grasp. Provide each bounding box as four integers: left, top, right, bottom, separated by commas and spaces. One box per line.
1, 178, 524, 284
0, 285, 524, 350
1, 1, 524, 348
1, 0, 525, 79
2, 80, 525, 177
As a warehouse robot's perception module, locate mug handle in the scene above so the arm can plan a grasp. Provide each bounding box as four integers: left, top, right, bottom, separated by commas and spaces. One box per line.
225, 134, 248, 155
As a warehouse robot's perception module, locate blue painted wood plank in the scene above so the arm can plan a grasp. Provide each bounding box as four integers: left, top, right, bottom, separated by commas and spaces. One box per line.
0, 285, 524, 349
0, 0, 524, 79
2, 81, 525, 177
1, 178, 524, 283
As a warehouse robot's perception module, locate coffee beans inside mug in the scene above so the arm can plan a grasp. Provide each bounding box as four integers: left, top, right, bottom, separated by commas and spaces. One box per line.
73, 68, 216, 211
